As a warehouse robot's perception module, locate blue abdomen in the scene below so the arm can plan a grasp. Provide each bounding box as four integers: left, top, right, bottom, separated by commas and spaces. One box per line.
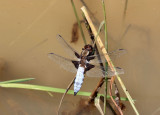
74, 67, 85, 95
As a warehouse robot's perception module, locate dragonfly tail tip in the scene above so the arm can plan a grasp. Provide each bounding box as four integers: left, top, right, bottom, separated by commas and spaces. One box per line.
74, 92, 78, 96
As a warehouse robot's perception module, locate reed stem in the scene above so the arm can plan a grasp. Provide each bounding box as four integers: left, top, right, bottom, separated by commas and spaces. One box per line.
71, 0, 87, 45
101, 0, 108, 114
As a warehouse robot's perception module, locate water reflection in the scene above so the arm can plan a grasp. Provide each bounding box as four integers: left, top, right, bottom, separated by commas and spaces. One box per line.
0, 0, 160, 115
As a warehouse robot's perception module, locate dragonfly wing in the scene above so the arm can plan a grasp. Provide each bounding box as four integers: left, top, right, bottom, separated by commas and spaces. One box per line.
109, 49, 127, 59
86, 65, 104, 77
106, 67, 124, 76
48, 53, 78, 73
57, 34, 80, 59
86, 65, 124, 77
88, 49, 127, 64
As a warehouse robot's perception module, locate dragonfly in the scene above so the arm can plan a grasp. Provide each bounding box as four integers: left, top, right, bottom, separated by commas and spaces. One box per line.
48, 34, 125, 96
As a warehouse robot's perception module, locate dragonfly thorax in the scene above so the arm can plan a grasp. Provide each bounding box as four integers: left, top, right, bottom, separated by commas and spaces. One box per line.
81, 50, 89, 57
79, 49, 90, 68
79, 56, 87, 68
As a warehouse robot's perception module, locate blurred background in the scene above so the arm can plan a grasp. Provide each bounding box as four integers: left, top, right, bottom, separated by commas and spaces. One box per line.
0, 0, 160, 115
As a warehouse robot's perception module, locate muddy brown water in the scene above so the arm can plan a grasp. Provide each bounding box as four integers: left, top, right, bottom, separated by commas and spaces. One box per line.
0, 0, 160, 115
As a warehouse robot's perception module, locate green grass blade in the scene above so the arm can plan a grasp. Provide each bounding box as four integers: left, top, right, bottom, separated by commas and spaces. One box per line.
71, 0, 87, 45
0, 78, 35, 84
0, 83, 130, 101
101, 0, 108, 114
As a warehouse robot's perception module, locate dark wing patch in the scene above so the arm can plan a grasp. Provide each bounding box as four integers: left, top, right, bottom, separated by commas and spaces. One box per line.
85, 63, 95, 72
72, 61, 79, 69
75, 52, 80, 59
86, 56, 95, 62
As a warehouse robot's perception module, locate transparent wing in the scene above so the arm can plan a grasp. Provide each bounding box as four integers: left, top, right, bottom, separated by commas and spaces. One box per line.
89, 49, 127, 64
86, 66, 124, 77
109, 49, 127, 59
48, 53, 78, 73
57, 34, 80, 59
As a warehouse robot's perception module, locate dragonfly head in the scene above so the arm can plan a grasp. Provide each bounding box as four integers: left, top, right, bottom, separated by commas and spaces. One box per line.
84, 44, 93, 54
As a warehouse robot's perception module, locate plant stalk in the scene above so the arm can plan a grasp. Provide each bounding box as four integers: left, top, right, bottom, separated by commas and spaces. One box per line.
101, 0, 108, 114
71, 0, 87, 45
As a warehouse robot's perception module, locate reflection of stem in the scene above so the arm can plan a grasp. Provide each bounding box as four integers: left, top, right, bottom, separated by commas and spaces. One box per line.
9, 0, 57, 47
115, 24, 131, 49
123, 0, 129, 21
120, 24, 131, 41
71, 20, 84, 43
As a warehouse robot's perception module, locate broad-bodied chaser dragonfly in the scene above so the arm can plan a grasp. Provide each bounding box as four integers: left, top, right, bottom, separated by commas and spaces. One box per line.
48, 34, 125, 95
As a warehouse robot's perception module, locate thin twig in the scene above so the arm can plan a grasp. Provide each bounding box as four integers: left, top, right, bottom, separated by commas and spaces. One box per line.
100, 97, 120, 115
88, 78, 105, 103
57, 77, 75, 115
82, 15, 105, 103
80, 0, 100, 26
109, 80, 123, 115
101, 0, 108, 114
